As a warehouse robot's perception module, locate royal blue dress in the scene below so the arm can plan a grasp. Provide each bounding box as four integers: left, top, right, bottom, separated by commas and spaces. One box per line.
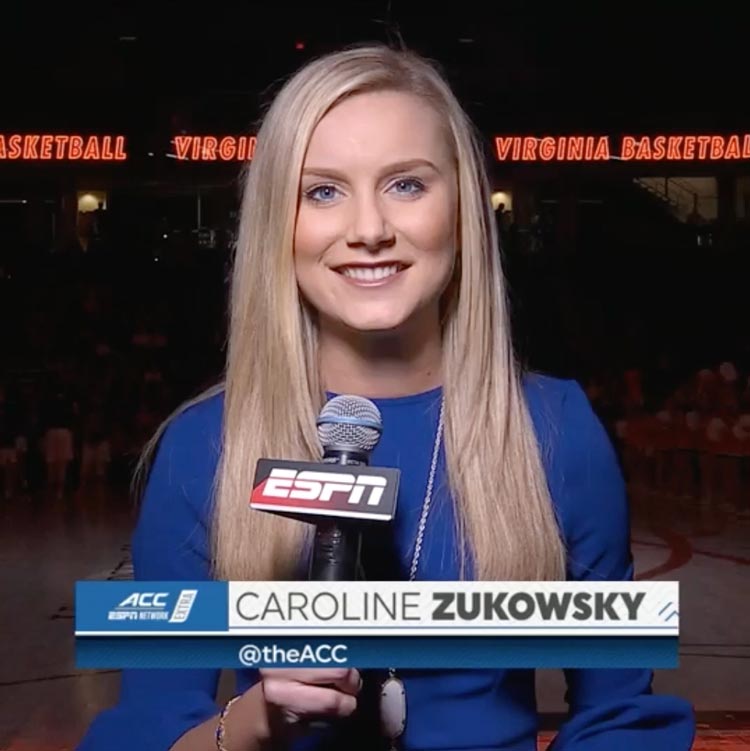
77, 375, 695, 750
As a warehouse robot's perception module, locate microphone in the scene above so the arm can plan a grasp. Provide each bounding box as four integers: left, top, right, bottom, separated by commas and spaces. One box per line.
250, 395, 399, 578
310, 395, 383, 581
249, 395, 397, 730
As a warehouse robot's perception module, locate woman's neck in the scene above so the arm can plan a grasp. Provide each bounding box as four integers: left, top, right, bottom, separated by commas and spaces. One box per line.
318, 316, 442, 399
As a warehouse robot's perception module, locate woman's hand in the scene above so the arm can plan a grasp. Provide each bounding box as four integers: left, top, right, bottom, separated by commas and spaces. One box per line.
260, 668, 362, 724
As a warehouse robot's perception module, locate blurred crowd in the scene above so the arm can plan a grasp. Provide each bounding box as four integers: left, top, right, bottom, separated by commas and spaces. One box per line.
588, 361, 750, 520
0, 250, 227, 501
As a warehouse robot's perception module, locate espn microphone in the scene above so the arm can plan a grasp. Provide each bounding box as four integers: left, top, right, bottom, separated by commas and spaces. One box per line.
309, 395, 383, 581
250, 395, 400, 579
249, 397, 398, 729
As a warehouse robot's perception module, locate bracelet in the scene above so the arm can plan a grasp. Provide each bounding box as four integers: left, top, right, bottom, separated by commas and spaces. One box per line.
216, 695, 242, 751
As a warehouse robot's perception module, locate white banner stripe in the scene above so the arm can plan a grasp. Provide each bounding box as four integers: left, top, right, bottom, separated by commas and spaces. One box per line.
226, 581, 679, 637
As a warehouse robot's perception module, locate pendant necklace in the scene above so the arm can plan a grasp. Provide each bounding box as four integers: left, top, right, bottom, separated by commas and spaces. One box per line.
379, 397, 445, 750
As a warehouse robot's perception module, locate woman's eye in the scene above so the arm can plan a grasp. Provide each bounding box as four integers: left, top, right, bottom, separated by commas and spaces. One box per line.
389, 178, 425, 196
305, 185, 340, 203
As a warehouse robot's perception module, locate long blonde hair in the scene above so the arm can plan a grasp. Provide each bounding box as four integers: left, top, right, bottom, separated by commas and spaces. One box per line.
172, 45, 565, 581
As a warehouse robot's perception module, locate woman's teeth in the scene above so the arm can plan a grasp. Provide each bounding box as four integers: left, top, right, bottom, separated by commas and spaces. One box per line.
340, 264, 401, 282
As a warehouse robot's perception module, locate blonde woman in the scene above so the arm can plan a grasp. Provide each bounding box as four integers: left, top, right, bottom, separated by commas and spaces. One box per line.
79, 46, 694, 751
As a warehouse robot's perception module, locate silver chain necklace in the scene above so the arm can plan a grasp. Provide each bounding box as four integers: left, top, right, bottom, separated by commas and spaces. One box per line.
379, 397, 445, 750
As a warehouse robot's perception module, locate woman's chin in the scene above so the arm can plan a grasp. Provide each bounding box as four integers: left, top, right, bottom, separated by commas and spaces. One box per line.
343, 318, 405, 335
329, 309, 410, 335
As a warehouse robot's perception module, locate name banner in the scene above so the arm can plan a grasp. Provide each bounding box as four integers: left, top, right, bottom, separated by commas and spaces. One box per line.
74, 581, 679, 667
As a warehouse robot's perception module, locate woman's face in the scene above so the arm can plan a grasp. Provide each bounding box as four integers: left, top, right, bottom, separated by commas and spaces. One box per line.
294, 90, 458, 336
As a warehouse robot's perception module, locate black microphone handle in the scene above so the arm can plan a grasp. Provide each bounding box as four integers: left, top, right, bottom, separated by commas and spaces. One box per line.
308, 446, 367, 582
305, 450, 366, 731
309, 521, 361, 581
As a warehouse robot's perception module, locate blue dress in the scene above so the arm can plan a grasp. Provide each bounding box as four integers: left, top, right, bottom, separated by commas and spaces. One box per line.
77, 375, 695, 750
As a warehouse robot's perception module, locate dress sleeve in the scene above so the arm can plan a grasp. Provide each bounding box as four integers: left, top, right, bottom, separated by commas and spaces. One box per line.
549, 382, 695, 751
77, 411, 226, 751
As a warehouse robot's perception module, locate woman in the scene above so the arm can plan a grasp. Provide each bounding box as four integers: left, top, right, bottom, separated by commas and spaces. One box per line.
79, 45, 694, 750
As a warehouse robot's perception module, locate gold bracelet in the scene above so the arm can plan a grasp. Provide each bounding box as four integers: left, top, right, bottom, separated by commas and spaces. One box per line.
216, 695, 241, 751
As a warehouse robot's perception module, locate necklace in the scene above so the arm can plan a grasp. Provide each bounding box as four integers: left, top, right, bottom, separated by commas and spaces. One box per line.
379, 397, 445, 750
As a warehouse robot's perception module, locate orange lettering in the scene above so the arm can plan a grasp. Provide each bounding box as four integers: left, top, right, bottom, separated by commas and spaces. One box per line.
40, 135, 53, 159
743, 135, 750, 158
191, 137, 201, 160
83, 136, 100, 160
667, 137, 683, 160
539, 137, 556, 160
243, 136, 253, 160
710, 136, 724, 159
114, 136, 127, 160
594, 136, 610, 160
8, 135, 22, 159
69, 136, 83, 159
724, 135, 741, 159
23, 135, 39, 159
55, 135, 69, 159
204, 136, 218, 160
635, 137, 651, 160
101, 136, 113, 159
0, 136, 5, 159
652, 136, 666, 159
682, 136, 696, 160
522, 138, 536, 160
219, 137, 236, 160
584, 136, 594, 160
512, 138, 522, 160
557, 137, 566, 160
621, 136, 636, 160
495, 137, 514, 161
697, 136, 711, 159
568, 137, 584, 160
174, 136, 192, 160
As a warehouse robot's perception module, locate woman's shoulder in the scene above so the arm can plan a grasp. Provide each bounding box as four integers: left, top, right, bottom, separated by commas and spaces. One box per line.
522, 371, 588, 439
151, 387, 225, 486
523, 372, 629, 574
162, 388, 225, 448
522, 371, 618, 487
132, 389, 226, 581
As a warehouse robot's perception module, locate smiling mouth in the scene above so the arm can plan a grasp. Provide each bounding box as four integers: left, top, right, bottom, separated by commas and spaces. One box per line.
333, 263, 409, 283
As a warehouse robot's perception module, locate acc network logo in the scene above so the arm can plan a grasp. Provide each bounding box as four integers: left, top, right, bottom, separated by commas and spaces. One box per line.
107, 589, 198, 623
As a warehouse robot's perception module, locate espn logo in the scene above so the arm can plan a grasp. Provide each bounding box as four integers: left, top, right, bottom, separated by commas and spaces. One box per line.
264, 469, 386, 505
251, 460, 399, 521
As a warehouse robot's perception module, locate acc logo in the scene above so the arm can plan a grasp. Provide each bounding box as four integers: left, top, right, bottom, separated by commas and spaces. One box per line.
107, 589, 198, 623
118, 592, 168, 608
262, 469, 387, 506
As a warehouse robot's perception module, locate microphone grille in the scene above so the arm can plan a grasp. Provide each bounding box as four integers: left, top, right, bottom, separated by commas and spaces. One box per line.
317, 395, 383, 453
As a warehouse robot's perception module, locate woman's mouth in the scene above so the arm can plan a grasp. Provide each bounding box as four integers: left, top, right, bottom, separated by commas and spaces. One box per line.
334, 263, 408, 285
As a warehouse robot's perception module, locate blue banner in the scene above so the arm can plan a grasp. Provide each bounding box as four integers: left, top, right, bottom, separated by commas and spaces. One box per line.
76, 581, 228, 633
76, 636, 679, 669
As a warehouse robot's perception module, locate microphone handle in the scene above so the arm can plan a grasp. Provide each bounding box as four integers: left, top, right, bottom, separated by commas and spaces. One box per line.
306, 450, 365, 731
308, 447, 367, 582
309, 521, 361, 581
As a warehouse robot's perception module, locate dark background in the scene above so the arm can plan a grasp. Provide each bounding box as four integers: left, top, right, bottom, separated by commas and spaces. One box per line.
1, 0, 748, 483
